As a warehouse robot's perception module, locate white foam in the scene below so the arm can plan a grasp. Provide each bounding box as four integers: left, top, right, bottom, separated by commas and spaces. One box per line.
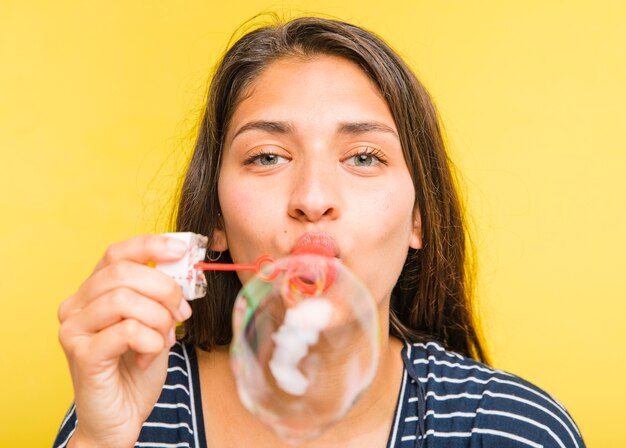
269, 298, 333, 396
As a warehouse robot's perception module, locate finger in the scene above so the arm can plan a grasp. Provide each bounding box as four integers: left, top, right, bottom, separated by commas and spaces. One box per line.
58, 294, 76, 324
93, 234, 188, 274
84, 319, 166, 368
135, 351, 165, 370
136, 323, 177, 369
63, 288, 175, 343
73, 261, 186, 321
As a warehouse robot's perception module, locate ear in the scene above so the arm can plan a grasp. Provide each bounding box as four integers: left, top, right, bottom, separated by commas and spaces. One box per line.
409, 209, 423, 250
211, 228, 228, 252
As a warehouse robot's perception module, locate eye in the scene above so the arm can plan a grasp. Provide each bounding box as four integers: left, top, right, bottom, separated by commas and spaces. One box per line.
243, 148, 290, 167
343, 147, 388, 168
351, 154, 377, 167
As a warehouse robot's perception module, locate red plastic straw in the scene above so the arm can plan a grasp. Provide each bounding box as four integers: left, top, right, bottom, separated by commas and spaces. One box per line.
195, 255, 281, 281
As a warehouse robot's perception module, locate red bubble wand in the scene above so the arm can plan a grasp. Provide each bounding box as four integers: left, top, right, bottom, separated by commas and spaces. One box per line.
195, 244, 337, 296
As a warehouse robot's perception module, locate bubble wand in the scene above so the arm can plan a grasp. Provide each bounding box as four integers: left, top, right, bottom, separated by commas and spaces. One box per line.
195, 255, 282, 281
156, 232, 337, 302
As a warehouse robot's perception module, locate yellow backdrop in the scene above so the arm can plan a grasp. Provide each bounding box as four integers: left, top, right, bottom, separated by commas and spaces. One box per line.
1, 1, 624, 445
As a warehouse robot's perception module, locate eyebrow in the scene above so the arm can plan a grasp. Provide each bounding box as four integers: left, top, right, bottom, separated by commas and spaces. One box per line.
337, 121, 399, 139
231, 120, 294, 140
231, 119, 399, 141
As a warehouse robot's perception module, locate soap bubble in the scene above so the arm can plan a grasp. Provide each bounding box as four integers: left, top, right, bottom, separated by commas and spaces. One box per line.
230, 253, 380, 444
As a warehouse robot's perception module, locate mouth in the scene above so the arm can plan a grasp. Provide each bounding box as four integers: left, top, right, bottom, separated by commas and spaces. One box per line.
291, 232, 340, 258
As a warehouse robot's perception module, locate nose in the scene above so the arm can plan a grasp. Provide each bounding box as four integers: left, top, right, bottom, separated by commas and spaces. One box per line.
287, 159, 340, 223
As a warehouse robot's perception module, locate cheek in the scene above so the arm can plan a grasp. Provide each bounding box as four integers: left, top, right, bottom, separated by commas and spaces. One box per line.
371, 193, 414, 261
219, 171, 282, 223
219, 180, 256, 250
364, 184, 414, 236
352, 186, 415, 300
218, 177, 282, 261
221, 187, 255, 224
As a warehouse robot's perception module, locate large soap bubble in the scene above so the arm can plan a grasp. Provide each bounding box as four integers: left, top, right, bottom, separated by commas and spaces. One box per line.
230, 252, 380, 444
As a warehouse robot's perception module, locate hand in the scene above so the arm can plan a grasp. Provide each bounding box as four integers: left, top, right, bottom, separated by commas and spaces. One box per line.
58, 235, 193, 448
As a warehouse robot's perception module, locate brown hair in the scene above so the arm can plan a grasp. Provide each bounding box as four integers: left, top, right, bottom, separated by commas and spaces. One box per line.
176, 16, 488, 363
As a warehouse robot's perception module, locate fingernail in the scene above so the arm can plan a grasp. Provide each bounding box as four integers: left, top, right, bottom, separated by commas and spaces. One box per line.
178, 299, 192, 320
166, 238, 188, 256
168, 327, 176, 347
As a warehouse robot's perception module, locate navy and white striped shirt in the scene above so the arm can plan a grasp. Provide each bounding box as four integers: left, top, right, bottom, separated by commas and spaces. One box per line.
54, 341, 585, 447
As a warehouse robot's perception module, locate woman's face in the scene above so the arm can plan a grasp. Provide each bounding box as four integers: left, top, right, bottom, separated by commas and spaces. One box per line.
216, 55, 421, 303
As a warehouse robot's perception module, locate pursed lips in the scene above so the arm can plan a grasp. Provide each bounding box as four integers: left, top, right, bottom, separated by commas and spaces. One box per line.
291, 232, 340, 258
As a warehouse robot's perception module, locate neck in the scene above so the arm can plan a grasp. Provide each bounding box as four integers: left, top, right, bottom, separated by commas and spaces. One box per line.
302, 298, 403, 446
336, 298, 403, 420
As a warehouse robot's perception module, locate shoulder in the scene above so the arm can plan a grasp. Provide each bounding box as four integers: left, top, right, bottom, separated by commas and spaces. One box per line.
400, 341, 585, 447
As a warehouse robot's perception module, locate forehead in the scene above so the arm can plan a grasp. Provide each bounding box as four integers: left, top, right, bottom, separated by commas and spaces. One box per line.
251, 54, 376, 88
226, 54, 397, 139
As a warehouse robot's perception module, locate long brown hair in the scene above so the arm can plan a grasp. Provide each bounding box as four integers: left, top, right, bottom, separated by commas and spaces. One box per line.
175, 16, 488, 363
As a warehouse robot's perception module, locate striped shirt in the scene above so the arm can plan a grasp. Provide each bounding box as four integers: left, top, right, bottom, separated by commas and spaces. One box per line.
54, 341, 585, 447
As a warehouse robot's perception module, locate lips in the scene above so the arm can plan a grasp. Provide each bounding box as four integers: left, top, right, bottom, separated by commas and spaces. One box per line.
291, 232, 339, 258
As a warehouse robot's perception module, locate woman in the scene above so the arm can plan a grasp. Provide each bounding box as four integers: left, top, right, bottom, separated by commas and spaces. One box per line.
54, 17, 584, 447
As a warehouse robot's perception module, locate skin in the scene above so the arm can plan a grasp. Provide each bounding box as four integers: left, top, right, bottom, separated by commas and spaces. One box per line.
215, 55, 422, 298
58, 54, 423, 448
200, 54, 423, 447
58, 235, 193, 448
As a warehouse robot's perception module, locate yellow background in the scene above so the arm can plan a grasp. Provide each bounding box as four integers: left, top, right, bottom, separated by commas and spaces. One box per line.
1, 1, 624, 445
